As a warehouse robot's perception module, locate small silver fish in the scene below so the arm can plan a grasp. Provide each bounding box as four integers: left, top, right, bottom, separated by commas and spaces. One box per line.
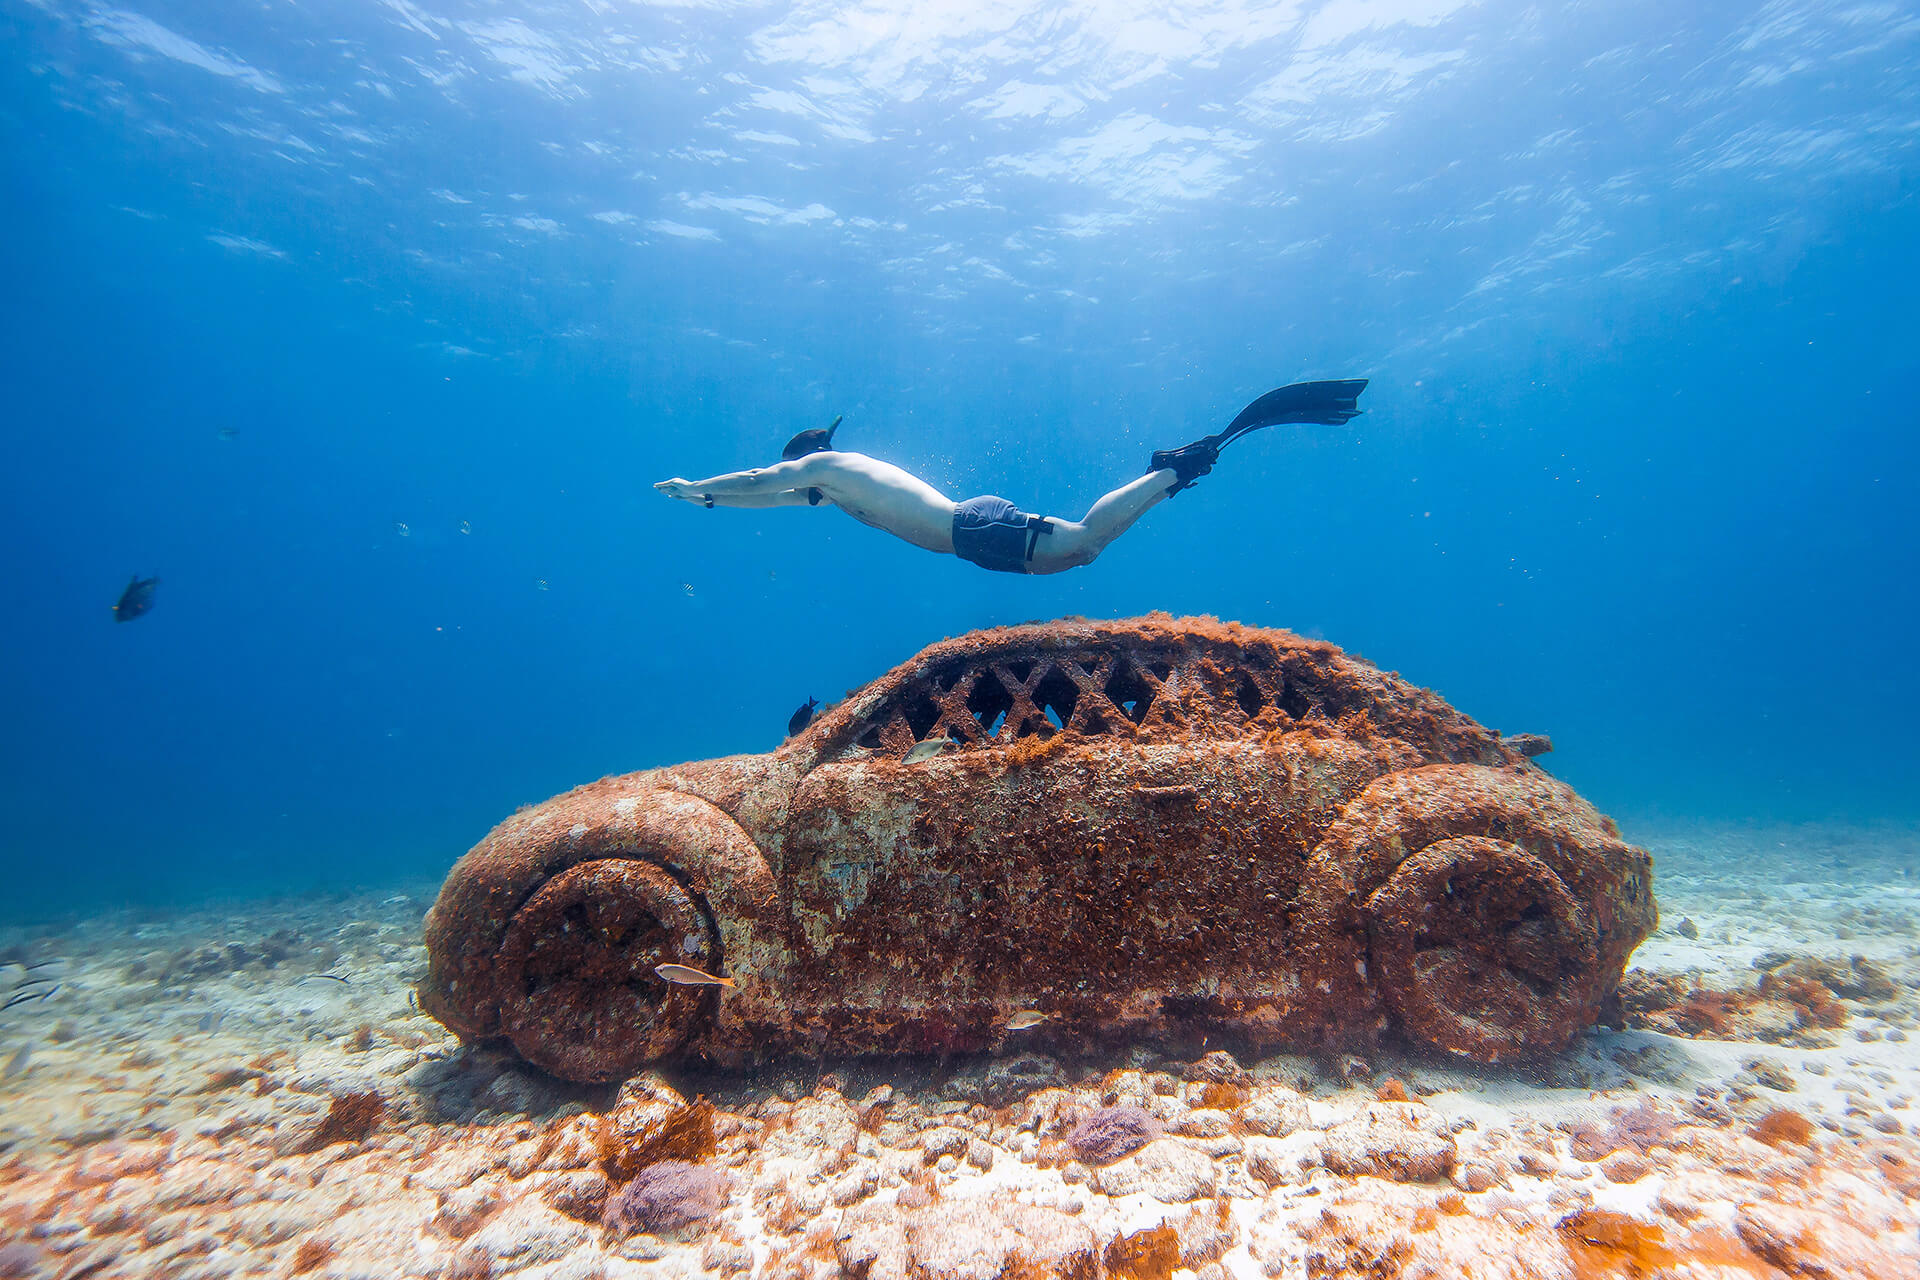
2, 1045, 28, 1081
903, 736, 957, 764
393, 521, 411, 537
654, 963, 734, 988
1006, 1010, 1049, 1031
458, 520, 472, 535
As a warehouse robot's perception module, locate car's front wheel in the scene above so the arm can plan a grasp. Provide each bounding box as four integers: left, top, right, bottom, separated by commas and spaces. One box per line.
420, 785, 779, 1082
493, 857, 719, 1082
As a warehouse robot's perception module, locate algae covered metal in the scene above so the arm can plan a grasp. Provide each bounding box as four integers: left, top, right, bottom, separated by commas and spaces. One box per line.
420, 615, 1654, 1082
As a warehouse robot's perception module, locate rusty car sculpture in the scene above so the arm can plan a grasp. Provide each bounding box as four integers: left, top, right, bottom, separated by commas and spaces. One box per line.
420, 615, 1655, 1082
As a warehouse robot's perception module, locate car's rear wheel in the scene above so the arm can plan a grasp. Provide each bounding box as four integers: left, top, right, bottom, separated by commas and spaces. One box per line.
494, 858, 719, 1082
1365, 835, 1596, 1062
1297, 763, 1648, 1062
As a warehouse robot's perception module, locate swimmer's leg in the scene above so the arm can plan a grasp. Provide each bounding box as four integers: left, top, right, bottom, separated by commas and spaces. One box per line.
1027, 470, 1175, 573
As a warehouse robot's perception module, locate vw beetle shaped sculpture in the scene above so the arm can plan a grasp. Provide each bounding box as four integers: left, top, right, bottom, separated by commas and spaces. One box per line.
420, 615, 1654, 1082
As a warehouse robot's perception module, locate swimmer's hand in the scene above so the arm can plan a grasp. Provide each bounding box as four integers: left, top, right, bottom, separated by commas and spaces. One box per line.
654, 479, 708, 505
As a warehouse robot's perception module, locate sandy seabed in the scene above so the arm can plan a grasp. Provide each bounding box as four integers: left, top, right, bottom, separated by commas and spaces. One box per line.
1, 821, 1916, 1280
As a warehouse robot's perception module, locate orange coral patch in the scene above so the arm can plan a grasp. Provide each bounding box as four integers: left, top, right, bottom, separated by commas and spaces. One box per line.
1559, 1209, 1676, 1280
1104, 1224, 1180, 1280
1749, 1108, 1815, 1148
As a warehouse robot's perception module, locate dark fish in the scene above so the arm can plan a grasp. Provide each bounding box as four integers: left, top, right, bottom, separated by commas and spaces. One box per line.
2, 985, 57, 1011
217, 426, 239, 441
1500, 732, 1554, 758
2, 1045, 27, 1081
113, 575, 159, 623
781, 414, 843, 461
787, 696, 820, 737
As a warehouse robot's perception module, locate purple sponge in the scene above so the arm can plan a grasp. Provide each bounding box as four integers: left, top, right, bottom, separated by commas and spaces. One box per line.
601, 1160, 729, 1235
1064, 1104, 1161, 1165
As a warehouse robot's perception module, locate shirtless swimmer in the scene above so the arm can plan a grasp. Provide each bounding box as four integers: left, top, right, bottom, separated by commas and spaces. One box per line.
653, 380, 1367, 576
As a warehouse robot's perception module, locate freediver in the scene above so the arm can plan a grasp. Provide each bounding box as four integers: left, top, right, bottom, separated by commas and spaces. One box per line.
653, 380, 1367, 576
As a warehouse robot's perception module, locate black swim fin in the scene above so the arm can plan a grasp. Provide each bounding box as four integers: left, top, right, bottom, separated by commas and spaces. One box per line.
1220, 379, 1368, 441
1150, 379, 1367, 497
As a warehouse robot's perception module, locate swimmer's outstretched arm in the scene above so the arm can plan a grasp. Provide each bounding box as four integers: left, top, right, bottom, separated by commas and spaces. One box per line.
655, 458, 820, 501
655, 476, 812, 508
701, 488, 811, 509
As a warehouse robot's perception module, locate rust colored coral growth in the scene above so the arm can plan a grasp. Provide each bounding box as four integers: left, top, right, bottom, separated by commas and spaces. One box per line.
1621, 961, 1862, 1045
1104, 1223, 1180, 1280
1375, 1078, 1411, 1103
289, 1237, 335, 1274
302, 1091, 384, 1152
596, 1098, 717, 1184
1673, 987, 1751, 1038
1761, 974, 1848, 1029
1558, 1208, 1676, 1280
1750, 1107, 1816, 1148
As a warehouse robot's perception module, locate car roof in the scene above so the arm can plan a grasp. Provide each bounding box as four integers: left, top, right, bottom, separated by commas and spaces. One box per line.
799, 613, 1512, 767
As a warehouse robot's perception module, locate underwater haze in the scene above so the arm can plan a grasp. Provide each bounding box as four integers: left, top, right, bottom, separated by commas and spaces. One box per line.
2, 0, 1916, 920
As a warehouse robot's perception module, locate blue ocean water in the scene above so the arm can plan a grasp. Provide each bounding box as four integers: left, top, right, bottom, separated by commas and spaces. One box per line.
1, 0, 1915, 922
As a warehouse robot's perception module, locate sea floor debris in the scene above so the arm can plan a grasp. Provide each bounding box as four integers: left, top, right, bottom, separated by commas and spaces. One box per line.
0, 821, 1916, 1279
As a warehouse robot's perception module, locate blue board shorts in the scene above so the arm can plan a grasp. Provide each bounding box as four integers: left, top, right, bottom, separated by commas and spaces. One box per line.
952, 495, 1052, 574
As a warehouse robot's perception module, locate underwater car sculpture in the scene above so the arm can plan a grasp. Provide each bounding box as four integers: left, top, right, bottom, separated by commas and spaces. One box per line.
420, 615, 1655, 1082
